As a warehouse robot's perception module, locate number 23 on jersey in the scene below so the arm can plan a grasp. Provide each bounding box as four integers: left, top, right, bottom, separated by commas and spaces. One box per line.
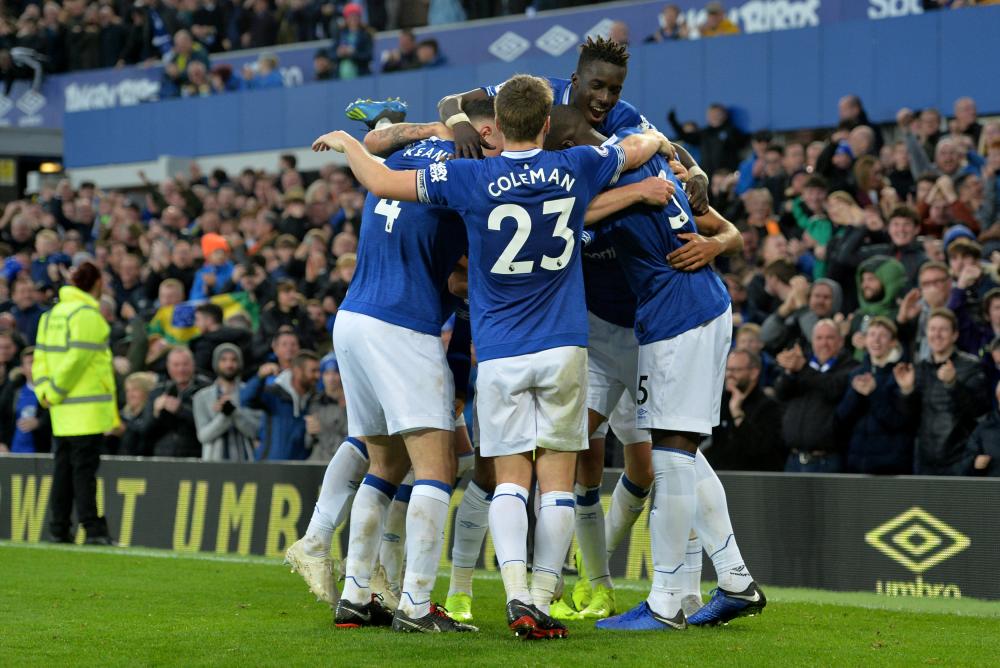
488, 197, 576, 274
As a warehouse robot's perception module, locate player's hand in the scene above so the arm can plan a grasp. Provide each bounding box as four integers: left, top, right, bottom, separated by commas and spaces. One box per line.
686, 174, 710, 216
668, 159, 689, 182
851, 372, 876, 396
312, 131, 348, 153
452, 121, 493, 160
637, 176, 675, 207
893, 362, 916, 395
667, 233, 723, 272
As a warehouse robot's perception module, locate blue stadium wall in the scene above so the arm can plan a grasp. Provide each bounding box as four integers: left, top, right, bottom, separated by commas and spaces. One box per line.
64, 7, 1000, 169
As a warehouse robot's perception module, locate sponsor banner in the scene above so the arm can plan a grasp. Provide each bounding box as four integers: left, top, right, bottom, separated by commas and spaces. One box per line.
2, 456, 997, 599
0, 0, 916, 130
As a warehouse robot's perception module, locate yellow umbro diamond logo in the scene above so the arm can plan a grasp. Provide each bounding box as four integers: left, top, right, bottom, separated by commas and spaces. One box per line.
865, 507, 970, 574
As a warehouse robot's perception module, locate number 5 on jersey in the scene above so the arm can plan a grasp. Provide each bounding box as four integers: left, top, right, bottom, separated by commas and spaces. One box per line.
376, 198, 402, 232
488, 197, 576, 274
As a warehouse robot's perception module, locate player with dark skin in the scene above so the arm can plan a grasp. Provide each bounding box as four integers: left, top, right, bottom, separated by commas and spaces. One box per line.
545, 103, 743, 460
437, 37, 711, 214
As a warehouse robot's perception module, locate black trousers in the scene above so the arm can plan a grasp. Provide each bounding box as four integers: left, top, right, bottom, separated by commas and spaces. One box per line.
49, 434, 108, 539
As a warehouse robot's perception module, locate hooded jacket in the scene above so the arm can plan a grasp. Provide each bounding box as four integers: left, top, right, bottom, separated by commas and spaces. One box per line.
835, 350, 915, 474
241, 368, 313, 461
849, 256, 907, 358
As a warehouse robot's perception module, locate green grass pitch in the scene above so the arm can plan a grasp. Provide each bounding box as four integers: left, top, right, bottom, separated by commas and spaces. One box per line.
2, 542, 997, 667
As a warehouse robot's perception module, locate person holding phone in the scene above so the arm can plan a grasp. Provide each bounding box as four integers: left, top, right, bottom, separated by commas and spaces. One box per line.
194, 343, 262, 462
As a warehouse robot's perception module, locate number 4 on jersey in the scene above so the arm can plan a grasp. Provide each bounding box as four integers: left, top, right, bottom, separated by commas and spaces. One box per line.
376, 198, 402, 232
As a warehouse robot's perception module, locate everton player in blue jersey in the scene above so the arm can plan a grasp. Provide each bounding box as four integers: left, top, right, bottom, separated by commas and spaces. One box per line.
356, 103, 675, 627
312, 104, 507, 635
543, 106, 766, 631
313, 74, 672, 639
437, 36, 710, 212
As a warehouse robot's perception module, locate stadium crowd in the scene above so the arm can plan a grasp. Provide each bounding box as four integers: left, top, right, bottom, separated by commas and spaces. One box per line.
0, 89, 998, 475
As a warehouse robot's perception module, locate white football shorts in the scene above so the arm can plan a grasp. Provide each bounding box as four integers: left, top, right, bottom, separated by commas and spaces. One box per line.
636, 308, 732, 435
586, 311, 639, 419
334, 310, 455, 436
476, 345, 588, 457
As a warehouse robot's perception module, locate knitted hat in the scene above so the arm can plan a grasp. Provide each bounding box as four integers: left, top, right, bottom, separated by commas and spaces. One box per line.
201, 233, 230, 258
212, 342, 243, 374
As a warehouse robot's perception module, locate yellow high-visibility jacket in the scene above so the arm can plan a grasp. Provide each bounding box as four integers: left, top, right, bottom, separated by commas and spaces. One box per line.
33, 285, 120, 437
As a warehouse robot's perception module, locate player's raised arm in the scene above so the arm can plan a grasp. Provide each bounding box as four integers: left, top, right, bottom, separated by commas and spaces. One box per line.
312, 130, 418, 202
437, 88, 494, 159
584, 176, 675, 226
667, 206, 744, 272
364, 121, 449, 157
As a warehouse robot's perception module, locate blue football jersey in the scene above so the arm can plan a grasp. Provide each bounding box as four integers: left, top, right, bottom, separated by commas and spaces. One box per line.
340, 138, 469, 336
596, 152, 731, 345
416, 144, 627, 361
482, 76, 651, 137
581, 228, 636, 329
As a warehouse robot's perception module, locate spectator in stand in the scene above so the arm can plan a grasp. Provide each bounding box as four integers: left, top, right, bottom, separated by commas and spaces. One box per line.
847, 255, 906, 356
194, 343, 262, 461
706, 349, 784, 471
699, 1, 739, 37
645, 4, 688, 42
838, 206, 927, 289
838, 94, 884, 153
258, 279, 314, 353
330, 3, 372, 80
242, 52, 284, 90
381, 28, 419, 72
191, 233, 235, 300
964, 380, 1000, 477
952, 97, 982, 147
608, 20, 629, 46
762, 275, 841, 355
956, 288, 1000, 358
775, 318, 858, 473
307, 353, 349, 462
0, 331, 21, 394
112, 253, 147, 320
189, 303, 254, 377
192, 0, 229, 53
416, 38, 446, 68
896, 308, 990, 475
66, 3, 101, 71
947, 238, 998, 328
97, 5, 127, 69
735, 131, 773, 197
31, 229, 70, 287
145, 239, 197, 302
897, 261, 953, 361
181, 60, 213, 97
0, 347, 50, 454
314, 49, 335, 80
668, 103, 748, 178
242, 349, 320, 461
428, 0, 467, 25
109, 371, 157, 456
161, 29, 210, 99
242, 0, 279, 49
836, 317, 914, 474
8, 278, 45, 345
132, 346, 209, 458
